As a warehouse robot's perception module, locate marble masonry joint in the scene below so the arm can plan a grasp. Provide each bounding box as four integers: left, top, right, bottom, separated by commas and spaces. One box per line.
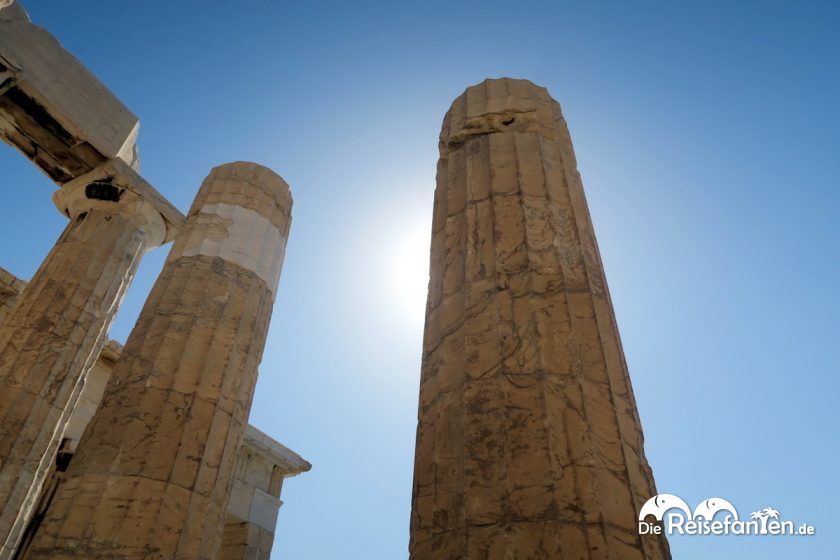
171, 161, 292, 296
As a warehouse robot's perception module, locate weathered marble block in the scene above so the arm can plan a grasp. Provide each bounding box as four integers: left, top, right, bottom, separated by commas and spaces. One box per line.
0, 1, 139, 182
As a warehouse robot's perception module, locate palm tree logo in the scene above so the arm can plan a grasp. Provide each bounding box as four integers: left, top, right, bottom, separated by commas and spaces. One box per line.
750, 507, 780, 534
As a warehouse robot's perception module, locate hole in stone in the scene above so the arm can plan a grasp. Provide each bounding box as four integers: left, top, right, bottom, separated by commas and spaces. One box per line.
85, 181, 123, 202
502, 117, 515, 126
55, 438, 73, 472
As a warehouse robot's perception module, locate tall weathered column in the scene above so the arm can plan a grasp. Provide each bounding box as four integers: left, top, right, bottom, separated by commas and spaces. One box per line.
26, 162, 292, 560
0, 159, 181, 559
410, 79, 670, 559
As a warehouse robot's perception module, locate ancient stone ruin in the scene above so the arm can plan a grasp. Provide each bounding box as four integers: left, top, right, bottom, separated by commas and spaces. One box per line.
408, 79, 670, 559
0, 3, 308, 559
0, 2, 667, 559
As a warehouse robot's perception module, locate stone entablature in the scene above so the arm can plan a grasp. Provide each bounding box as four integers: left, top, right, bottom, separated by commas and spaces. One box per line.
0, 2, 139, 182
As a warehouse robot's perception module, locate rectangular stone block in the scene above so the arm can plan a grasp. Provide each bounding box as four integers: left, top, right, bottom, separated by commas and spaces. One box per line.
0, 5, 139, 182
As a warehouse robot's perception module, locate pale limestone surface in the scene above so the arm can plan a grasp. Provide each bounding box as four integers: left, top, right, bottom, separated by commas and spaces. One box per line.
6, 342, 120, 560
55, 158, 185, 244
409, 78, 670, 559
0, 174, 182, 560
0, 8, 306, 557
218, 522, 275, 560
58, 342, 121, 454
221, 425, 310, 560
26, 162, 292, 560
0, 2, 139, 182
0, 267, 25, 325
0, 272, 308, 560
178, 203, 287, 295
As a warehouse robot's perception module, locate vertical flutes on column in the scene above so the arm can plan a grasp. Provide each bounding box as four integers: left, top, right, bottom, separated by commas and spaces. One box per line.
409, 79, 671, 560
27, 162, 291, 560
0, 159, 182, 560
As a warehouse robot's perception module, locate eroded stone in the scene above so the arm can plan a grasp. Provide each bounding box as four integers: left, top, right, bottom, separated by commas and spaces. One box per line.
409, 78, 671, 560
0, 5, 139, 182
24, 162, 292, 560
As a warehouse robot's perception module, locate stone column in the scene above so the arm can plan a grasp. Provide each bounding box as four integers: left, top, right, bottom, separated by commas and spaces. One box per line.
26, 162, 292, 560
0, 160, 179, 560
409, 79, 671, 559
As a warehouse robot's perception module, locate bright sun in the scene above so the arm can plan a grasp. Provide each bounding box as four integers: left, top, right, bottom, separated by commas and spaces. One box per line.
386, 223, 430, 322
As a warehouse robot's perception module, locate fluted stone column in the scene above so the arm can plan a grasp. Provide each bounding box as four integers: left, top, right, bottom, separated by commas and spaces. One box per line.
0, 160, 179, 559
409, 79, 671, 560
26, 162, 292, 560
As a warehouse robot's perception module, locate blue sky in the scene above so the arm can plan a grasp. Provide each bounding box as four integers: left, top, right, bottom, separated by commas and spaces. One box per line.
1, 1, 838, 558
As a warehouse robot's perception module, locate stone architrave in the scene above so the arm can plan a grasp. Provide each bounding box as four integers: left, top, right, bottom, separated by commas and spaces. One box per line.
26, 162, 292, 560
0, 1, 139, 182
409, 78, 671, 560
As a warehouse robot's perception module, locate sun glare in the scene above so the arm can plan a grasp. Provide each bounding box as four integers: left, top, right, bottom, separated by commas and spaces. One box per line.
386, 223, 430, 322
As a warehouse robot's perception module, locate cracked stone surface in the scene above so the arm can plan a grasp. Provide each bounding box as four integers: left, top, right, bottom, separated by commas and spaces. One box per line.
222, 425, 310, 560
25, 162, 292, 560
0, 267, 25, 326
0, 6, 139, 182
409, 78, 671, 560
1, 246, 307, 560
0, 185, 171, 560
218, 522, 274, 560
223, 426, 312, 560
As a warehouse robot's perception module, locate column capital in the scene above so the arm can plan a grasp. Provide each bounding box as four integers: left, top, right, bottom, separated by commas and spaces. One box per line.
25, 164, 292, 560
53, 158, 185, 248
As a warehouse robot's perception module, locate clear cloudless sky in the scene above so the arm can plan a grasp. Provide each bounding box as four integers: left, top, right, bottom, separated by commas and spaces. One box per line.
1, 1, 838, 558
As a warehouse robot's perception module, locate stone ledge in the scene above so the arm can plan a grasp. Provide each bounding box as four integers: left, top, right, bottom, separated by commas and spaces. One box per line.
0, 1, 139, 182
